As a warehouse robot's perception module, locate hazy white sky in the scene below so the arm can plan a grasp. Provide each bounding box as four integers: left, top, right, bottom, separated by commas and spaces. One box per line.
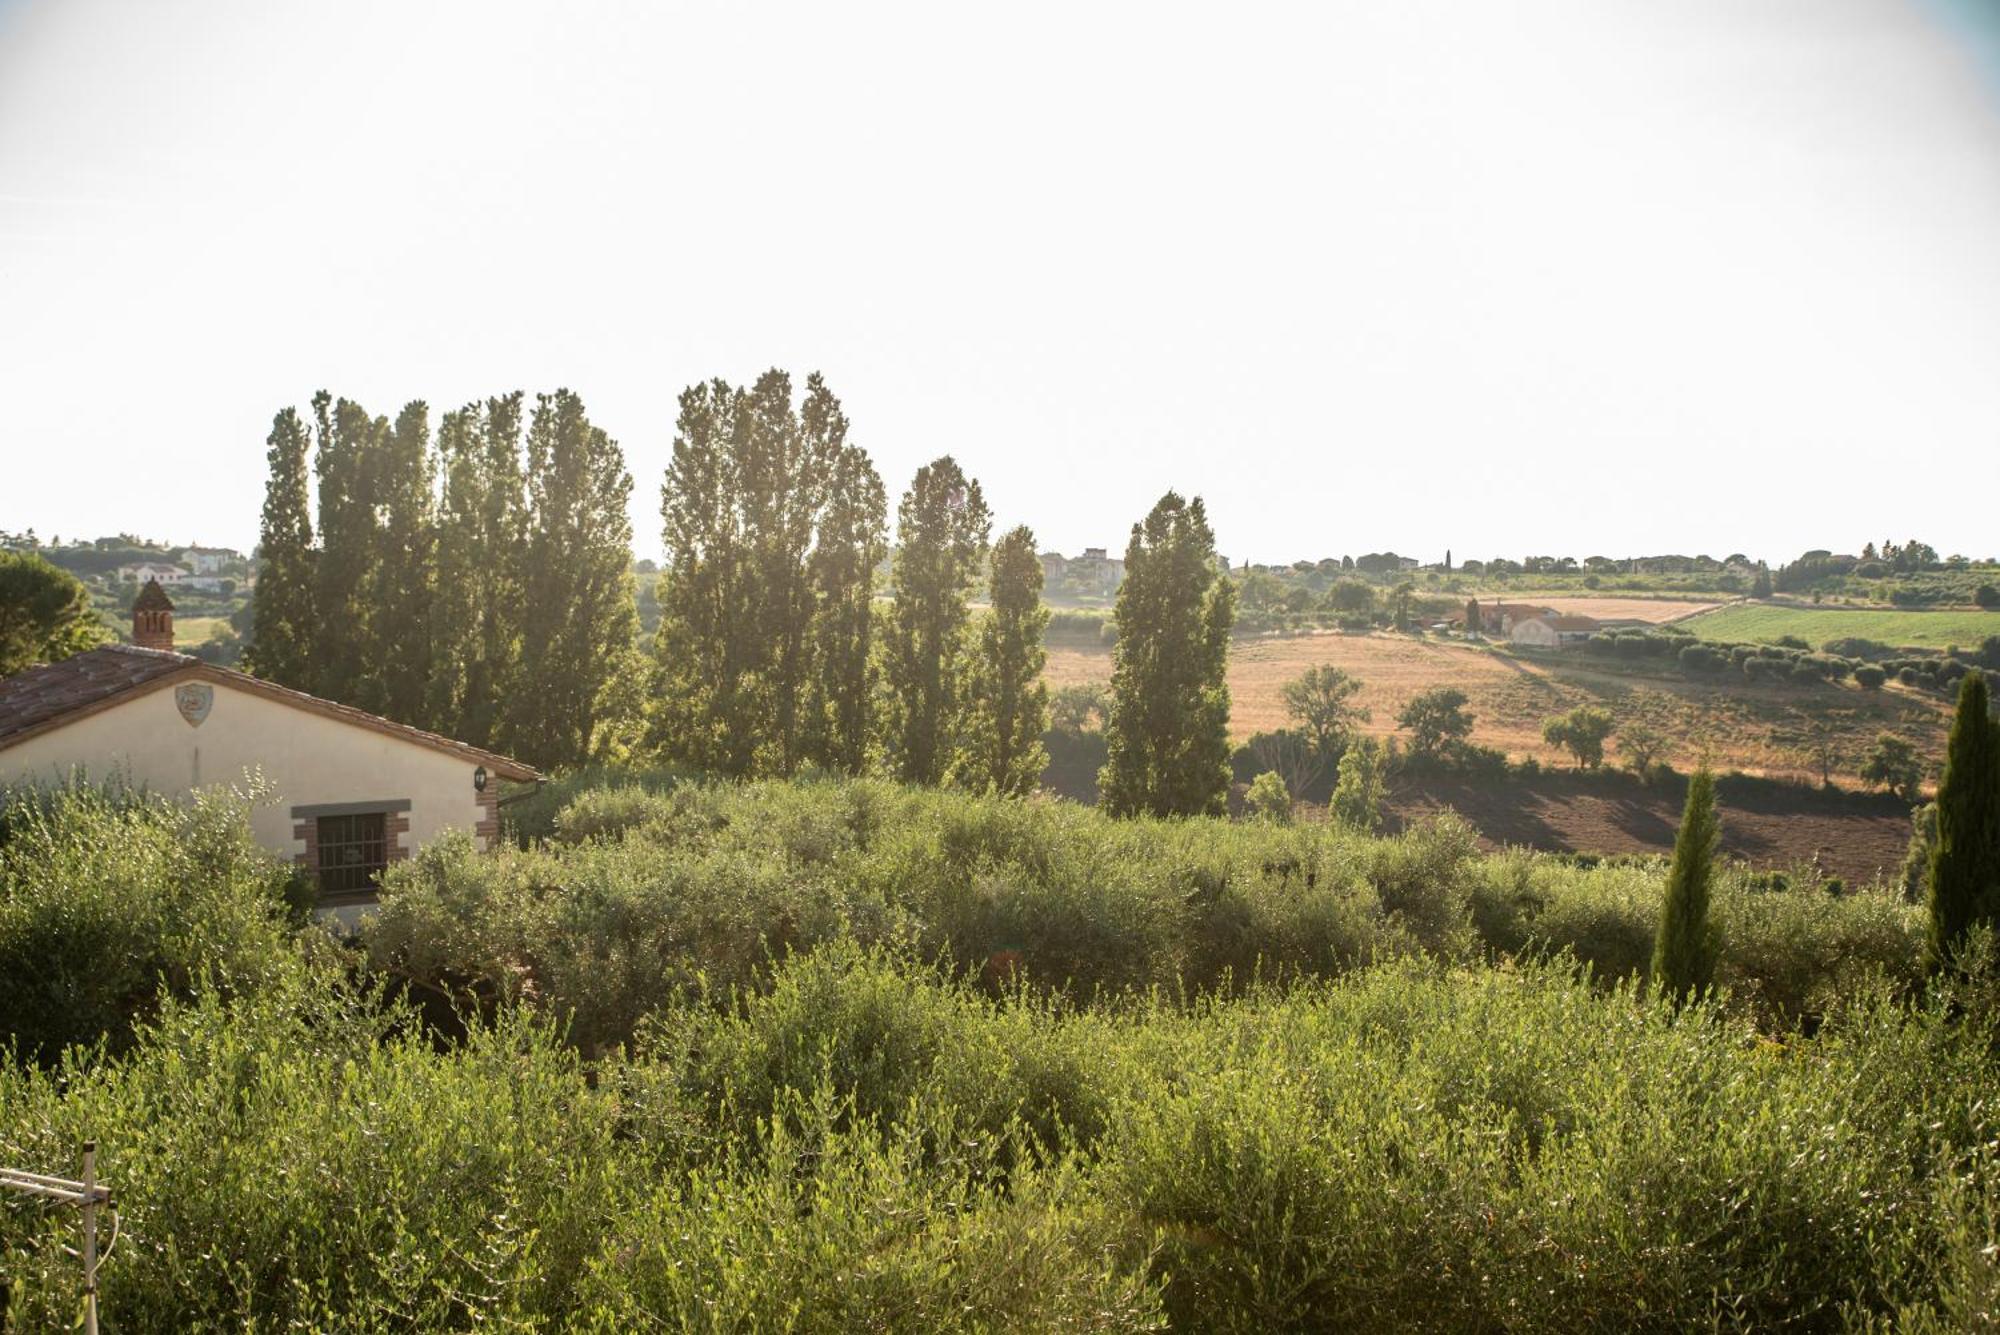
3, 0, 1998, 565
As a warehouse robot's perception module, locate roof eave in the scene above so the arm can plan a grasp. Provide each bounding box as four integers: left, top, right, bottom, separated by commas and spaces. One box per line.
0, 659, 542, 781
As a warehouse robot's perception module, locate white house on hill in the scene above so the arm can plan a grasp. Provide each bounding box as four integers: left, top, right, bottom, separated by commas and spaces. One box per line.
177, 546, 238, 575
115, 561, 186, 584
0, 580, 538, 924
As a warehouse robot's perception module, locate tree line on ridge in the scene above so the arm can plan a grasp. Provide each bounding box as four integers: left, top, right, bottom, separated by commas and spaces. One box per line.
248, 370, 1238, 815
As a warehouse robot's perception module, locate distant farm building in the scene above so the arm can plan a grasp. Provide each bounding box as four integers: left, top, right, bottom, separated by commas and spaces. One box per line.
177, 546, 239, 575
1460, 601, 1559, 636
1507, 614, 1602, 648
115, 561, 187, 584
1060, 547, 1125, 595
0, 580, 538, 926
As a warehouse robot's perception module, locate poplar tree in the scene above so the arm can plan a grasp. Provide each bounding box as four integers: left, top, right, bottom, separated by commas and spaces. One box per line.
884, 457, 991, 786
245, 406, 318, 689
427, 394, 525, 745
654, 377, 749, 772
1652, 767, 1721, 1005
358, 400, 435, 722
653, 371, 883, 776
805, 440, 887, 773
311, 393, 388, 703
1927, 670, 2000, 967
1099, 492, 1236, 818
502, 390, 637, 769
959, 525, 1050, 795
752, 372, 841, 775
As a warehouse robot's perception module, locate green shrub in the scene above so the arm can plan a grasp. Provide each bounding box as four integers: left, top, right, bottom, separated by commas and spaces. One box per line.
550, 783, 693, 844
1243, 770, 1292, 822
1095, 959, 2000, 1331
1677, 642, 1723, 672
0, 988, 625, 1329
580, 1083, 1161, 1331
366, 777, 1931, 1045
1, 812, 1991, 1331
0, 780, 299, 1065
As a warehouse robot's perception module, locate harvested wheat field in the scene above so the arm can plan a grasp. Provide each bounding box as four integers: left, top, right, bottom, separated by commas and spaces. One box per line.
1044, 630, 1951, 783
1489, 595, 1726, 623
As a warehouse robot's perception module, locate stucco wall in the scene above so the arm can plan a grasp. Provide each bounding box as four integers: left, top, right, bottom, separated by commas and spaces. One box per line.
0, 678, 491, 860
1509, 619, 1558, 648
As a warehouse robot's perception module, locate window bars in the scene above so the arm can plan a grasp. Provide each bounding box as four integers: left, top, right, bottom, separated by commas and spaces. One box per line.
317, 810, 388, 894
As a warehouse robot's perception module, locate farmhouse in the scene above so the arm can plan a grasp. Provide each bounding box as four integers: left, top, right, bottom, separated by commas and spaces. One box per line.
1461, 601, 1560, 637
1507, 613, 1601, 648
177, 545, 239, 575
115, 561, 187, 584
0, 581, 538, 924
1066, 546, 1125, 594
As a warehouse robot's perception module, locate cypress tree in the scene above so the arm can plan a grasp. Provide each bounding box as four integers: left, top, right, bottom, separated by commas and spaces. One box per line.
1652, 767, 1721, 1005
245, 406, 318, 689
959, 525, 1051, 795
502, 390, 637, 769
1927, 670, 2000, 967
1099, 492, 1236, 818
883, 457, 991, 786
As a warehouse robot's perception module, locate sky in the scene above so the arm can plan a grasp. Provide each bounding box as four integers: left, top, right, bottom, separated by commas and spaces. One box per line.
2, 0, 1999, 567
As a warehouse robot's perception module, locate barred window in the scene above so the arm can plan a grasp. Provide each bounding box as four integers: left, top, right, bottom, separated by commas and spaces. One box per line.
316, 812, 387, 895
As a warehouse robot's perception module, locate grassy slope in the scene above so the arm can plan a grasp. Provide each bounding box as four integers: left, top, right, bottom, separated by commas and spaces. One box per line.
1682, 603, 2000, 649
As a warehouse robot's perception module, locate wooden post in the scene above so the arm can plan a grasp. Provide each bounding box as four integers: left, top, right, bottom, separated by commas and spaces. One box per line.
0, 1142, 113, 1329
80, 1142, 98, 1335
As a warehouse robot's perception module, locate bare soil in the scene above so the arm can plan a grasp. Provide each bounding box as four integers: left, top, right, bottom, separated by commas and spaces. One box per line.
1382, 772, 1914, 886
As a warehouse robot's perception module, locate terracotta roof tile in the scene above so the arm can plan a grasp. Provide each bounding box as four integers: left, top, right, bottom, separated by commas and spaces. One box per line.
0, 645, 194, 746
0, 645, 540, 780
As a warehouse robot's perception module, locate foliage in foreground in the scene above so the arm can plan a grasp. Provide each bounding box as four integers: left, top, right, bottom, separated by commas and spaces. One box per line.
6, 943, 2000, 1330
356, 776, 1928, 1055
0, 781, 301, 1065
1, 777, 1987, 1331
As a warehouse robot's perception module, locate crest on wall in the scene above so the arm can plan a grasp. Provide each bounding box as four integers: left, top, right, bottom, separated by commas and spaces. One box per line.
174, 683, 214, 728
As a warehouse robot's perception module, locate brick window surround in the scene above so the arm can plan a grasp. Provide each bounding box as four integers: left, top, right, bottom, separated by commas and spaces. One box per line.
292, 799, 412, 903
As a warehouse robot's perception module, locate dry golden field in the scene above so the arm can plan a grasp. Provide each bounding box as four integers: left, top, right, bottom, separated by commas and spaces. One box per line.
1045, 629, 1951, 783
1485, 595, 1726, 623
